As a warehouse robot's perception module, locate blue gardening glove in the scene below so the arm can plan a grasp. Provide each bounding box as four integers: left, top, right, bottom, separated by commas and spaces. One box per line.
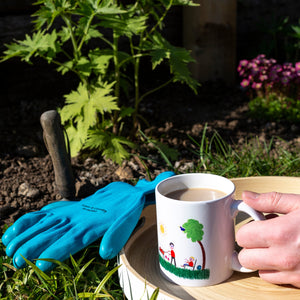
2, 171, 174, 271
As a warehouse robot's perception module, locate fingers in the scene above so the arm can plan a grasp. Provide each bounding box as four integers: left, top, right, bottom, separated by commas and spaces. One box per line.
239, 246, 300, 288
5, 215, 60, 257
2, 212, 47, 247
237, 209, 300, 288
36, 225, 103, 272
236, 217, 275, 248
238, 247, 300, 271
259, 270, 300, 288
242, 191, 300, 214
100, 202, 144, 259
238, 191, 300, 288
237, 211, 299, 249
11, 218, 71, 269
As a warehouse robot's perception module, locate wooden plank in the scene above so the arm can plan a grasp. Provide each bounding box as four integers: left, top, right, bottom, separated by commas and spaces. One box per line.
183, 0, 237, 85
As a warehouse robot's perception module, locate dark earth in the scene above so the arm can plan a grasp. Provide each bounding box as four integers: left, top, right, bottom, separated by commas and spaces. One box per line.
1, 58, 300, 229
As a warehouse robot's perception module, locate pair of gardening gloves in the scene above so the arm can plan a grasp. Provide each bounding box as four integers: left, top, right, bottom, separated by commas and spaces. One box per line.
2, 171, 174, 272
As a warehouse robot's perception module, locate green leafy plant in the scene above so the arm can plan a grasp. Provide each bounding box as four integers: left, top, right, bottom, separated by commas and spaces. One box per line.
248, 94, 300, 122
1, 0, 199, 164
237, 54, 300, 122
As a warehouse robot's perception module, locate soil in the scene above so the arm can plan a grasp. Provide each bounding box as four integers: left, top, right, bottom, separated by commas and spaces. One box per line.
1, 59, 300, 229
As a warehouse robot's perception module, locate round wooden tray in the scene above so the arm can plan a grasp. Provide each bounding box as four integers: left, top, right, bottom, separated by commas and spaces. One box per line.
118, 176, 300, 299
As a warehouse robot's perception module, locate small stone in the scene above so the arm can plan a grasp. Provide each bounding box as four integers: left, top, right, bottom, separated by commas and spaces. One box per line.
18, 182, 40, 198
115, 166, 134, 180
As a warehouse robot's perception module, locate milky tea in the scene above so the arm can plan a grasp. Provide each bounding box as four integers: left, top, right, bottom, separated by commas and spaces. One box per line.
165, 187, 227, 202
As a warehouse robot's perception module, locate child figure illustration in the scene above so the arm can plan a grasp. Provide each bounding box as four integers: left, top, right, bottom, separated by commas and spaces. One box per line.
182, 256, 195, 269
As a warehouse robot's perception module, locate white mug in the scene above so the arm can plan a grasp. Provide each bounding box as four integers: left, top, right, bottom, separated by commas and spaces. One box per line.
155, 173, 265, 287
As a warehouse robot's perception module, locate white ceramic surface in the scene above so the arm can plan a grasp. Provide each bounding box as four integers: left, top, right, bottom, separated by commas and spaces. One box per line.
155, 173, 264, 287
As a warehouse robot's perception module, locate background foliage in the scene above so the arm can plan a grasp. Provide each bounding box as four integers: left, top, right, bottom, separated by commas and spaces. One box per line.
1, 0, 199, 164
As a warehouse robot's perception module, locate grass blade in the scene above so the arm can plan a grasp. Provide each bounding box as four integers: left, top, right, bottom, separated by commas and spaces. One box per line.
94, 265, 121, 295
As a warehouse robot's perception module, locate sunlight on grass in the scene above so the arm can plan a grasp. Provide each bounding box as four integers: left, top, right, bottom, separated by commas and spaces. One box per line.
188, 123, 300, 178
0, 241, 123, 300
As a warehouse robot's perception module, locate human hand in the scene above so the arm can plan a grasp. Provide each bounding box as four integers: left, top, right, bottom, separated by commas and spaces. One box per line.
2, 171, 174, 272
236, 191, 300, 288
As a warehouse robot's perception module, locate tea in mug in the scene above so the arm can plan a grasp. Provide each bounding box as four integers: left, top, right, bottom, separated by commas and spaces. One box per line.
165, 188, 227, 202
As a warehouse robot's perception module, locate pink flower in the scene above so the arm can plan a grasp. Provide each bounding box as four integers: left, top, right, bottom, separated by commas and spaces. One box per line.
272, 64, 282, 72
259, 74, 268, 81
239, 60, 248, 67
256, 54, 266, 61
252, 82, 262, 89
241, 79, 250, 87
251, 67, 259, 76
283, 62, 292, 69
282, 70, 291, 77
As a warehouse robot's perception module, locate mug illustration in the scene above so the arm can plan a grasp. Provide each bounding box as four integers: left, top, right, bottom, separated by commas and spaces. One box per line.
158, 218, 210, 280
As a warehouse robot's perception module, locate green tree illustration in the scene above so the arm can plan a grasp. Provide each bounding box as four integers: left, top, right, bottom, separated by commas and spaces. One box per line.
181, 219, 206, 270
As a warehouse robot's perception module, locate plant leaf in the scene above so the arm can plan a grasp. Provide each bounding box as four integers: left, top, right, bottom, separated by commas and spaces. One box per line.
85, 129, 135, 164
64, 120, 88, 157
99, 13, 147, 38
1, 30, 59, 63
88, 48, 113, 75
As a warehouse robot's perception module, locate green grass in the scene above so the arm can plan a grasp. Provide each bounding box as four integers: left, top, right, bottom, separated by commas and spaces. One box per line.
158, 255, 210, 280
0, 238, 123, 300
2, 126, 300, 299
186, 124, 300, 177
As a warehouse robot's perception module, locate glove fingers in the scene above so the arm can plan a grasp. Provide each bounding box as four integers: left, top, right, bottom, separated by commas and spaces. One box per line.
5, 214, 62, 258
36, 225, 104, 272
2, 211, 47, 247
12, 218, 72, 269
100, 203, 144, 259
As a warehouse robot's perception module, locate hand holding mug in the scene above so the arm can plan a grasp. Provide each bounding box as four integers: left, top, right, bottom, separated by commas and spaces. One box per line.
237, 191, 300, 288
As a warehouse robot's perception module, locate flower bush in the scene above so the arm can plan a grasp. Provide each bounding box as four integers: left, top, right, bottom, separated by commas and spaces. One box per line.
238, 54, 300, 122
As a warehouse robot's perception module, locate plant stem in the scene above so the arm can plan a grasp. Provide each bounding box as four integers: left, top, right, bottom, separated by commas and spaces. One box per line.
130, 35, 140, 132
112, 31, 120, 135
61, 14, 90, 87
138, 78, 173, 105
61, 14, 79, 61
78, 13, 96, 53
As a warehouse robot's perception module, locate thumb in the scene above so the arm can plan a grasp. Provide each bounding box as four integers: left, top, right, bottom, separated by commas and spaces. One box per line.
242, 191, 300, 214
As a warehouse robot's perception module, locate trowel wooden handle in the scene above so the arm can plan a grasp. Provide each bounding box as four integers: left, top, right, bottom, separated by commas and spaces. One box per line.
40, 110, 75, 200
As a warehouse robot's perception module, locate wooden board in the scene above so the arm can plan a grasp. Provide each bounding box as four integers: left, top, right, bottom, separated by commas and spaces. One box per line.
118, 176, 300, 299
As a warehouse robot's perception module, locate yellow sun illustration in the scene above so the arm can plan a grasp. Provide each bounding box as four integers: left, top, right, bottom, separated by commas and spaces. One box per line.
160, 223, 166, 234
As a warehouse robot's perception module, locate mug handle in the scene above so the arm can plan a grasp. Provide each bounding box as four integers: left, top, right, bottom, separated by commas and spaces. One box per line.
230, 200, 265, 272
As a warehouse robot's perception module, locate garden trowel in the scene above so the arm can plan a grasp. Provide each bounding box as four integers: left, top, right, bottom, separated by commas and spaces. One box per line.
40, 110, 76, 200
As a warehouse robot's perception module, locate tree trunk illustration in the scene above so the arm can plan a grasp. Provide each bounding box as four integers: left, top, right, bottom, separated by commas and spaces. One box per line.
198, 240, 206, 270
182, 219, 206, 270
